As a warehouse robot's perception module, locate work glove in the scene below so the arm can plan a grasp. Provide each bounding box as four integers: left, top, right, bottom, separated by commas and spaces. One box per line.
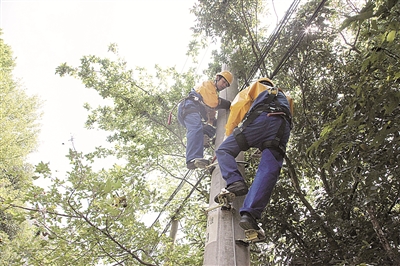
203, 124, 216, 138
217, 98, 231, 110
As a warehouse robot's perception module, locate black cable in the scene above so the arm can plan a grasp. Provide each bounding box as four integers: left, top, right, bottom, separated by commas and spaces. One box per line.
241, 0, 302, 90
270, 0, 329, 79
149, 169, 194, 228
159, 170, 207, 237
242, 0, 329, 87
150, 170, 208, 253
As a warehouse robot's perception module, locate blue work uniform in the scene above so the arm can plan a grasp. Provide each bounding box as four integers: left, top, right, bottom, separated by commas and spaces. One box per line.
215, 90, 291, 219
177, 89, 206, 164
178, 80, 231, 165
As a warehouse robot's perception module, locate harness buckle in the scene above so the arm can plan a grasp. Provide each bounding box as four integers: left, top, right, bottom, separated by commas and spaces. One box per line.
266, 87, 278, 95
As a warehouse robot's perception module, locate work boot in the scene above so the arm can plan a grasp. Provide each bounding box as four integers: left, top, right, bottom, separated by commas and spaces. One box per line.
187, 158, 210, 169
239, 212, 260, 230
186, 161, 196, 169
193, 158, 210, 169
226, 180, 248, 196
213, 181, 248, 203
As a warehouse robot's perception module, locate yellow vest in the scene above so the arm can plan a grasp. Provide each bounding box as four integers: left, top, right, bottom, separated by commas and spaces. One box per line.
225, 81, 267, 136
225, 82, 294, 136
194, 80, 219, 108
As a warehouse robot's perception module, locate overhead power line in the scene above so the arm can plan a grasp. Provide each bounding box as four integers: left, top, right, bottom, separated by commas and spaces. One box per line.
150, 170, 208, 253
242, 0, 329, 88
241, 0, 302, 90
270, 0, 329, 78
159, 170, 207, 237
149, 169, 195, 228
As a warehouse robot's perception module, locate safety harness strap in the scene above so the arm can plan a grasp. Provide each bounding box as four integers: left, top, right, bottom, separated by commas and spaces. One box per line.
181, 94, 208, 121
233, 127, 250, 151
233, 91, 289, 154
239, 92, 277, 130
261, 116, 287, 156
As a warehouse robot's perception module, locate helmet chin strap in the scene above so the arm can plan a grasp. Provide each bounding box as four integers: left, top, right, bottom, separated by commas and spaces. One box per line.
215, 77, 221, 91
215, 76, 226, 91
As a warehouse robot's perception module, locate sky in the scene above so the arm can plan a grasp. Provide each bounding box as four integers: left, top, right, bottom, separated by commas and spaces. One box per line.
1, 0, 202, 175
1, 0, 293, 176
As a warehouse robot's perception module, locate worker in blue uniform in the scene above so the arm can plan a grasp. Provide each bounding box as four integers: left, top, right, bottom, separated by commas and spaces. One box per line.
215, 77, 292, 230
178, 71, 233, 169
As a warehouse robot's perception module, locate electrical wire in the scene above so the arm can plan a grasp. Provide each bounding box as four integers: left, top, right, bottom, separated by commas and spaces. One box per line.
270, 0, 329, 78
149, 169, 194, 228
242, 0, 328, 88
196, 40, 212, 76
241, 0, 302, 90
150, 170, 208, 253
159, 170, 207, 236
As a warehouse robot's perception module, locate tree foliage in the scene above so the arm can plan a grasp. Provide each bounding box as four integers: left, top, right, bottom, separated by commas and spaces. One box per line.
193, 0, 400, 265
0, 30, 43, 265
18, 45, 212, 265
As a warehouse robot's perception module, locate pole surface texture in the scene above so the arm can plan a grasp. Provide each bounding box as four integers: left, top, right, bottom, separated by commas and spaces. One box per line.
203, 67, 250, 266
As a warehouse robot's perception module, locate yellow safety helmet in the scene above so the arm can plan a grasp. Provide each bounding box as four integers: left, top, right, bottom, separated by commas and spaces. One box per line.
216, 71, 233, 86
257, 77, 274, 87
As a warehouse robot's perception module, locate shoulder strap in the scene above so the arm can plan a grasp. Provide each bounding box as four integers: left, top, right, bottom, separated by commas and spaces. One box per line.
240, 92, 277, 129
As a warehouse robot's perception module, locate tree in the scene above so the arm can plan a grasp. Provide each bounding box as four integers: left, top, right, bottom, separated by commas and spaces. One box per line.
192, 0, 400, 264
18, 44, 212, 265
0, 30, 43, 265
8, 0, 399, 264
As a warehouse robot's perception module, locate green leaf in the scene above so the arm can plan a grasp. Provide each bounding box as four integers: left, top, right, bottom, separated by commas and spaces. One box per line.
320, 125, 332, 138
35, 161, 51, 176
114, 179, 122, 189
104, 179, 113, 193
386, 30, 396, 43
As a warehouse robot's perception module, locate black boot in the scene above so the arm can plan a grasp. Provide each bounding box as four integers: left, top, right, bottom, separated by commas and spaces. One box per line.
239, 212, 260, 230
226, 181, 248, 196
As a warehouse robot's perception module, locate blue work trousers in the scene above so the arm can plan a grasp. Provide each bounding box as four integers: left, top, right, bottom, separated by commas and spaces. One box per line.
177, 100, 204, 163
216, 113, 290, 219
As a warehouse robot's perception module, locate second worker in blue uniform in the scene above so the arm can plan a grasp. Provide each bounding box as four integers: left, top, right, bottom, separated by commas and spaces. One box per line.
215, 77, 292, 231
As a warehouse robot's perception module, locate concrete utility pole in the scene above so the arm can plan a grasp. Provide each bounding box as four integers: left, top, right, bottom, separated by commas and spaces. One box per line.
203, 66, 250, 266
169, 219, 179, 245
